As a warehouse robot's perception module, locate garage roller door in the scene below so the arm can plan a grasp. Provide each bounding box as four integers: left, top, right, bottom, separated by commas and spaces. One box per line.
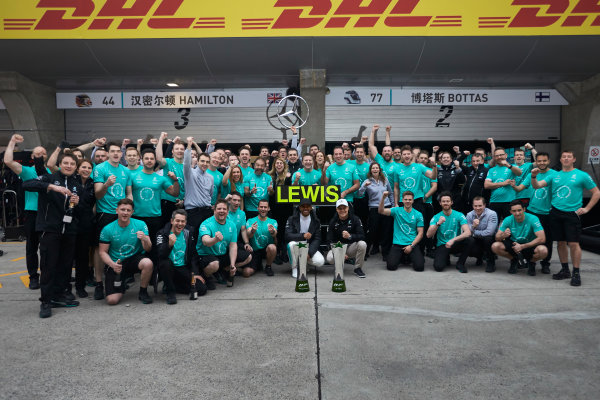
325, 105, 560, 142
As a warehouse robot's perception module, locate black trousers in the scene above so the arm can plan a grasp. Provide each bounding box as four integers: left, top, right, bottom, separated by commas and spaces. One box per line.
24, 210, 40, 279
433, 237, 475, 271
161, 199, 177, 228
470, 235, 495, 261
530, 211, 552, 265
353, 196, 369, 235
489, 202, 511, 221
421, 203, 435, 252
186, 206, 214, 236
74, 230, 93, 290
39, 232, 77, 303
368, 207, 393, 256
159, 259, 207, 296
387, 244, 425, 271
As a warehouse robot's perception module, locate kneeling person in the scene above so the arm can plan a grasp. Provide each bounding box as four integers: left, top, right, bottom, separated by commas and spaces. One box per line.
157, 209, 207, 304
99, 199, 154, 305
491, 200, 547, 276
379, 191, 425, 272
427, 192, 474, 273
197, 199, 252, 288
326, 199, 367, 278
245, 199, 278, 277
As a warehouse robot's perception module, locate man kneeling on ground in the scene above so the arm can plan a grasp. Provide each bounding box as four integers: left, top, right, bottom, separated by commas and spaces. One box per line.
99, 198, 154, 305
379, 191, 425, 272
157, 209, 208, 304
491, 200, 548, 276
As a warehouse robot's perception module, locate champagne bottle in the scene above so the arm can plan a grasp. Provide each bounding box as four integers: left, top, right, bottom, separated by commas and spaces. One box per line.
114, 259, 122, 288
189, 274, 198, 300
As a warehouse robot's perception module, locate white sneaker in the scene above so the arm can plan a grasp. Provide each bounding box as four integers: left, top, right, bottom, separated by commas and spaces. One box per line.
291, 268, 298, 278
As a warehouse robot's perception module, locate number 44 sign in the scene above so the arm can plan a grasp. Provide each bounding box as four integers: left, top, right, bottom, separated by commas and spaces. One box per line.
57, 92, 122, 109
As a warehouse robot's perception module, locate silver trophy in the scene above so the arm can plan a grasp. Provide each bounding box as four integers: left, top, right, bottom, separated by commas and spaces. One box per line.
291, 241, 310, 292
331, 242, 347, 292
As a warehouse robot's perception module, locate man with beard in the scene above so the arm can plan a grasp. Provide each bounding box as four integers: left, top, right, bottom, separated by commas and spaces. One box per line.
484, 147, 523, 221
434, 150, 465, 212
245, 200, 278, 276
368, 124, 396, 183
207, 152, 224, 205
427, 192, 474, 273
197, 199, 252, 288
459, 153, 489, 212
285, 198, 325, 278
3, 134, 48, 290
243, 157, 273, 219
512, 152, 556, 274
323, 147, 360, 204
531, 150, 600, 286
393, 145, 437, 213
92, 142, 131, 300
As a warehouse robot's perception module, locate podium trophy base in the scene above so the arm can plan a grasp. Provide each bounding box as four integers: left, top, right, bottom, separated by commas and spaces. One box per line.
331, 273, 346, 293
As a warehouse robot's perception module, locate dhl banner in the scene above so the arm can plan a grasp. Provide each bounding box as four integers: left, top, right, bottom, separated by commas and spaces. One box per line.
1, 0, 599, 39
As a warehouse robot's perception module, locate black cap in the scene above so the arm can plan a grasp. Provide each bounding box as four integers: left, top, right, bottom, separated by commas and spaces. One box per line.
299, 198, 312, 206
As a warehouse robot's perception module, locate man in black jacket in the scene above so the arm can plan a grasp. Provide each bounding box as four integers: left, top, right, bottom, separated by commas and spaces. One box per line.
22, 153, 82, 318
285, 198, 325, 278
156, 209, 207, 304
458, 152, 489, 212
326, 199, 368, 278
435, 150, 465, 213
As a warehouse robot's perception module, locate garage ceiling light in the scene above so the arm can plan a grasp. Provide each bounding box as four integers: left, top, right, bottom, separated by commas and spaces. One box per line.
449, 78, 464, 83
166, 83, 179, 87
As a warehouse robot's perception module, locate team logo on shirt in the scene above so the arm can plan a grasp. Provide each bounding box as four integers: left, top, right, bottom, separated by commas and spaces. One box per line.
215, 240, 227, 254
556, 185, 571, 199
140, 187, 155, 201
256, 232, 269, 248
335, 178, 346, 187
255, 186, 265, 197
400, 224, 412, 235
534, 188, 547, 199
404, 177, 416, 189
172, 250, 186, 260
109, 183, 124, 198
118, 244, 135, 257
442, 229, 456, 240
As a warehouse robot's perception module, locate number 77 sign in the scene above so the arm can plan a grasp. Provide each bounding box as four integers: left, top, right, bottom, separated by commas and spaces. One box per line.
326, 88, 391, 106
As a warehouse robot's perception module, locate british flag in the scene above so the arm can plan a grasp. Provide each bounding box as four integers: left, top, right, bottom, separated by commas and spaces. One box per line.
267, 92, 283, 104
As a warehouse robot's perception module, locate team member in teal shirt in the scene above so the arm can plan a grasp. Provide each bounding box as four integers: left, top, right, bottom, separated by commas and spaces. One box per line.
245, 199, 278, 277
484, 147, 523, 220
492, 200, 548, 276
292, 154, 322, 186
226, 191, 253, 266
427, 192, 474, 273
243, 157, 273, 218
197, 199, 252, 288
156, 132, 186, 226
323, 146, 360, 202
3, 134, 49, 289
513, 152, 556, 273
99, 198, 153, 305
531, 150, 600, 286
378, 191, 425, 272
347, 146, 371, 232
393, 145, 436, 212
93, 142, 131, 300
512, 146, 536, 204
156, 209, 207, 304
126, 150, 179, 268
368, 124, 397, 184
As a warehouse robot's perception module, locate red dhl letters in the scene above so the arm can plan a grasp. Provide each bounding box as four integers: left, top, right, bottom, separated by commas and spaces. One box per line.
35, 0, 193, 30
2, 0, 599, 34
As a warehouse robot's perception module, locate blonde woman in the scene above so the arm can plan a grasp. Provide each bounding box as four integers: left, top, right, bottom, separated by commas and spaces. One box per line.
269, 157, 292, 263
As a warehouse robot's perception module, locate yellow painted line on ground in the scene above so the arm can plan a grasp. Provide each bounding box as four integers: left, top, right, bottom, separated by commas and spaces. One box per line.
11, 257, 25, 262
0, 282, 2, 288
20, 275, 29, 287
0, 270, 28, 277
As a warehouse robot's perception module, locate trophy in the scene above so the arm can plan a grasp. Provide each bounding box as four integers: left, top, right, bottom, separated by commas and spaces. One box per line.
331, 242, 347, 293
295, 241, 310, 292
